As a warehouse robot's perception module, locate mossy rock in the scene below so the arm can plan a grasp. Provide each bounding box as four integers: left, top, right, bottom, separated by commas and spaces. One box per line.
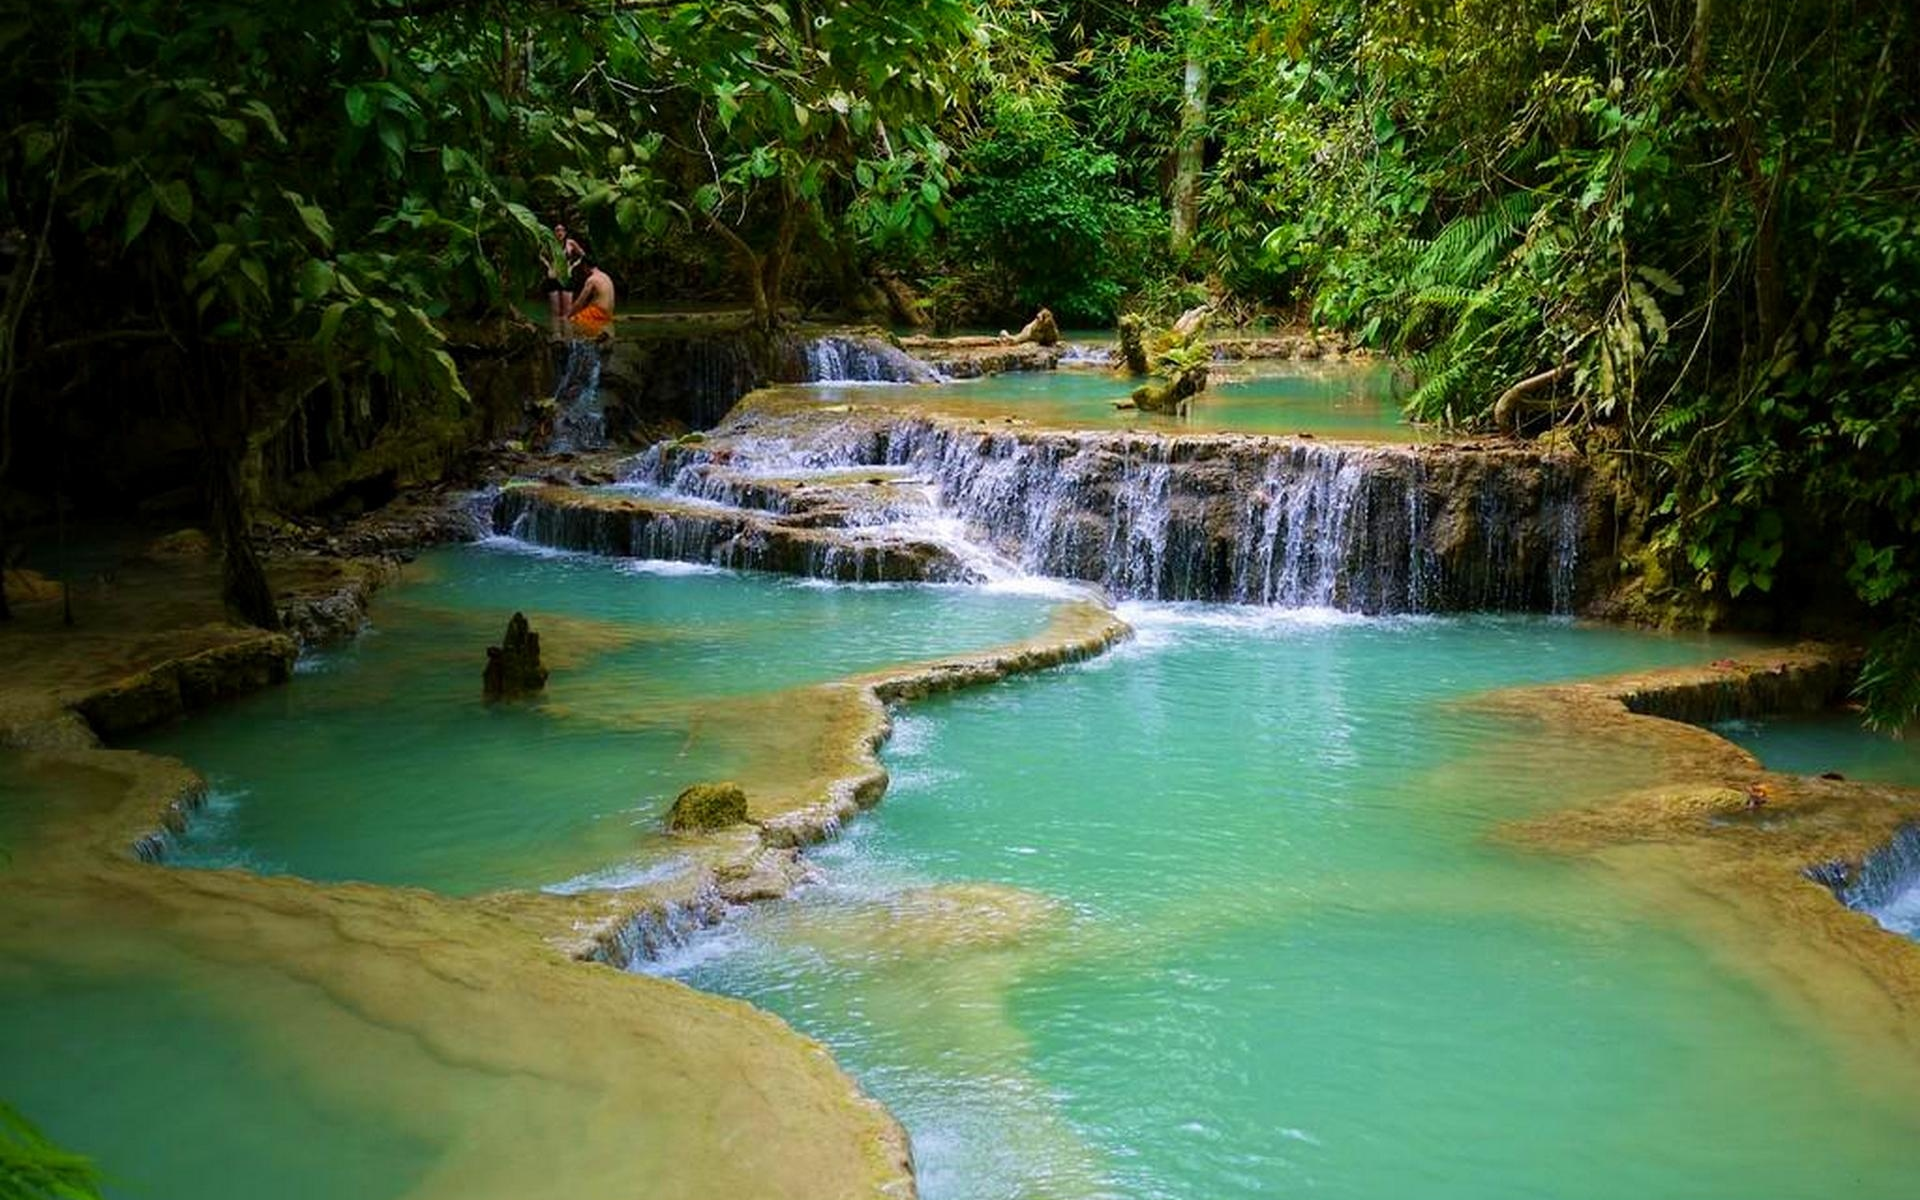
667, 781, 750, 831
140, 528, 214, 561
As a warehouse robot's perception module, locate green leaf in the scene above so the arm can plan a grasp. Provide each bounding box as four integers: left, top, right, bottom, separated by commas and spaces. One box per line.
22, 127, 54, 166
285, 191, 335, 249
377, 121, 406, 162
345, 85, 376, 127
210, 116, 247, 145
154, 179, 192, 224
195, 242, 237, 279
296, 259, 335, 302
316, 301, 349, 347
239, 256, 269, 298
124, 190, 155, 246
242, 99, 286, 144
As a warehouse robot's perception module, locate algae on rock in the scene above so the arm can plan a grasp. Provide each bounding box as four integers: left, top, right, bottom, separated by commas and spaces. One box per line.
668, 781, 751, 831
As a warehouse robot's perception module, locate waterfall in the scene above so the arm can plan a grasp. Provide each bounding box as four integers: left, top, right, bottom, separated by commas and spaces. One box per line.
508, 414, 1595, 613
796, 335, 941, 384
590, 883, 730, 968
876, 423, 1588, 612
1816, 824, 1920, 941
549, 340, 606, 452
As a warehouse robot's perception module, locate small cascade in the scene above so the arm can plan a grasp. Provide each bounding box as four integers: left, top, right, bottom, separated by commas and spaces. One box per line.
794, 334, 940, 384
548, 340, 606, 452
878, 423, 1591, 612
1057, 341, 1116, 367
511, 407, 1598, 612
1815, 824, 1920, 940
590, 883, 730, 968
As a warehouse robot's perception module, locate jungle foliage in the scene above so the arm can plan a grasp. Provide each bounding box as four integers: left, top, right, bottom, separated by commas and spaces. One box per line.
2, 0, 1916, 721
935, 0, 1920, 726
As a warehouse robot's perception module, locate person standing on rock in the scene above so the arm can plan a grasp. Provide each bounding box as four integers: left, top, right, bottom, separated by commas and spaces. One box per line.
565, 255, 617, 341
542, 223, 585, 331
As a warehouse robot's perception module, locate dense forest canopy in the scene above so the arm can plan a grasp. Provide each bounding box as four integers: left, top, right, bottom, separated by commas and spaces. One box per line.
1, 0, 1916, 722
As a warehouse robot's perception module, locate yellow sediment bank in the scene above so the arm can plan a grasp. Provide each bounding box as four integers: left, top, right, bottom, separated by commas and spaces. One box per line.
0, 543, 1125, 1199
0, 553, 934, 1200
1481, 643, 1920, 1083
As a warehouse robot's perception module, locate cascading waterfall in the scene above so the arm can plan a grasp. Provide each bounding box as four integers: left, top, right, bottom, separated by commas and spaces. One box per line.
504, 411, 1596, 613
873, 422, 1590, 612
795, 335, 941, 384
548, 340, 607, 452
588, 883, 731, 968
1816, 824, 1920, 940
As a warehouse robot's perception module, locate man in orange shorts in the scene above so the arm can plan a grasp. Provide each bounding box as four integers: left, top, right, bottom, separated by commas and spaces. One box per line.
566, 256, 617, 340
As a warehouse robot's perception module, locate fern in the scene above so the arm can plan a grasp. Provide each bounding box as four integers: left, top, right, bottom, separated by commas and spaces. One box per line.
1413, 191, 1535, 289
1857, 621, 1920, 733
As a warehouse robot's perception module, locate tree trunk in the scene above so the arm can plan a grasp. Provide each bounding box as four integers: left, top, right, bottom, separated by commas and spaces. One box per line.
1170, 0, 1210, 255
208, 442, 282, 631
0, 511, 11, 622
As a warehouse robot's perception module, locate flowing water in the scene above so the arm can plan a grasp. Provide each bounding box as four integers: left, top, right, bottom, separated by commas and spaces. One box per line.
798, 360, 1423, 439
670, 608, 1920, 1200
133, 540, 1060, 895
1717, 713, 1920, 942
21, 357, 1920, 1199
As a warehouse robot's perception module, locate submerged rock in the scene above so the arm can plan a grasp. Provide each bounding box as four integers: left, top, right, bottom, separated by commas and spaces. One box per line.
667, 781, 750, 831
483, 612, 549, 700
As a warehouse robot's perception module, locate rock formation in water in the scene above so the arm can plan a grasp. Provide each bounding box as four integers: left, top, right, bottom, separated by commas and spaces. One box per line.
1131, 362, 1209, 414
1003, 308, 1060, 346
483, 611, 549, 700
1117, 314, 1151, 375
667, 781, 750, 831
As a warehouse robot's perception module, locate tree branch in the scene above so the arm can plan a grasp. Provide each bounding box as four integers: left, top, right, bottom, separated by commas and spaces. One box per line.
1493, 364, 1572, 431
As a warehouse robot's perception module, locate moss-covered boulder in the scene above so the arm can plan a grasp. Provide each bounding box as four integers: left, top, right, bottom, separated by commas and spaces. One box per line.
1117, 314, 1150, 375
1131, 363, 1210, 415
667, 781, 750, 831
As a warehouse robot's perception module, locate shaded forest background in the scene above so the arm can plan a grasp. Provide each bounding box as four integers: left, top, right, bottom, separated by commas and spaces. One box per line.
1, 0, 1916, 722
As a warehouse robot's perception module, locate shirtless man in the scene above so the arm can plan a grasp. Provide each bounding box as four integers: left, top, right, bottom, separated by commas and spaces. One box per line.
566, 258, 617, 340
544, 223, 584, 329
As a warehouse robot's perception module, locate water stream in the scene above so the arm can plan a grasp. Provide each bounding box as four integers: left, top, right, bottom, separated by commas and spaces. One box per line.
18, 362, 1920, 1199
668, 610, 1920, 1199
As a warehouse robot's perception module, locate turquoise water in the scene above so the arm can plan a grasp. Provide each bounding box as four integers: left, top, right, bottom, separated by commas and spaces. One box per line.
0, 951, 438, 1200
134, 541, 1059, 895
802, 360, 1423, 440
675, 608, 1920, 1199
1716, 712, 1920, 787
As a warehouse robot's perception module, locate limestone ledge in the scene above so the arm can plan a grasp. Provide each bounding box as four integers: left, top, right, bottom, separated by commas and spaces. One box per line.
493, 483, 964, 582
502, 599, 1131, 969
76, 637, 298, 739
1485, 641, 1920, 1066
897, 335, 1065, 377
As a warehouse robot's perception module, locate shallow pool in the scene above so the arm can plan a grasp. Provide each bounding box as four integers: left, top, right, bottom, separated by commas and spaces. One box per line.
0, 943, 440, 1200
134, 541, 1060, 895
1715, 711, 1920, 788
799, 359, 1424, 440
673, 608, 1920, 1200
